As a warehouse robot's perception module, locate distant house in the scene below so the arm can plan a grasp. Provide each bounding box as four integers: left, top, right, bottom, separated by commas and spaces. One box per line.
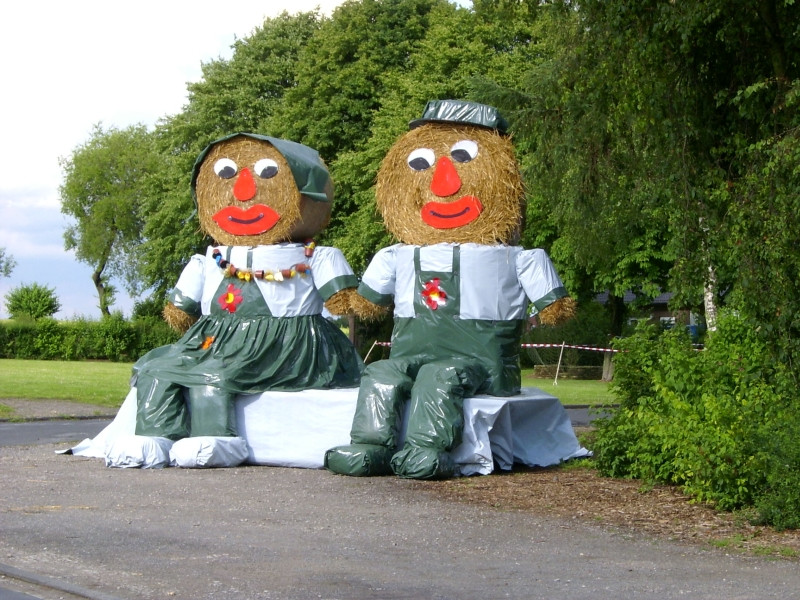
595, 290, 700, 330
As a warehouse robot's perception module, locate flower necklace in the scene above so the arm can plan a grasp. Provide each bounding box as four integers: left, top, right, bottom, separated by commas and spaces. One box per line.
212, 240, 315, 283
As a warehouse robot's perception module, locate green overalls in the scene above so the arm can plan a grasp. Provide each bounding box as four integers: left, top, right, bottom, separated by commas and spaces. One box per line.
134, 246, 363, 440
326, 246, 524, 479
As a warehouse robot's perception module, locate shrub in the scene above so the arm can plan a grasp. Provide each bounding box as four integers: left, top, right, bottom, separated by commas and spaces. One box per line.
99, 312, 137, 361
593, 311, 796, 520
5, 283, 61, 320
0, 314, 180, 361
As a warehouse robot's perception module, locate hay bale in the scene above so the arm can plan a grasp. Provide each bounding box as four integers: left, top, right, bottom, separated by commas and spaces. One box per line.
376, 123, 524, 245
195, 135, 332, 246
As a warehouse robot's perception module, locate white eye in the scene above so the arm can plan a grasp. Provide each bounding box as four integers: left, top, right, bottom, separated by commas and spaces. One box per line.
407, 148, 435, 171
450, 140, 478, 163
213, 158, 238, 179
254, 158, 279, 179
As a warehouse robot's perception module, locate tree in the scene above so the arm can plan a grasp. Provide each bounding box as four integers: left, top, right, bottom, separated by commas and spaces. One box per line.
0, 247, 15, 278
60, 124, 158, 317
475, 0, 799, 336
273, 0, 448, 161
5, 283, 61, 320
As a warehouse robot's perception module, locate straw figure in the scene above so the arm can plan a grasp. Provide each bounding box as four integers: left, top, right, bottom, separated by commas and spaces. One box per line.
326, 100, 575, 480
133, 133, 364, 442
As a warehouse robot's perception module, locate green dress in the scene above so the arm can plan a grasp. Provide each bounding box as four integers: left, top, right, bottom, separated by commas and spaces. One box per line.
134, 243, 363, 440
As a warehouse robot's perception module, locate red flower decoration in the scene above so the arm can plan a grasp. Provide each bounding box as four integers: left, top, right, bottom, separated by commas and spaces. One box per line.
422, 278, 447, 310
218, 284, 243, 313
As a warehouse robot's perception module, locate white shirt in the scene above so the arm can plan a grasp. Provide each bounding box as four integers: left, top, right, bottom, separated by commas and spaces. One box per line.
174, 244, 356, 317
360, 243, 565, 320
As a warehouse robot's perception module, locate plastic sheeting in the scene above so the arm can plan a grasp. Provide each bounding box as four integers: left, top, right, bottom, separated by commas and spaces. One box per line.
104, 435, 174, 469
170, 436, 249, 468
68, 387, 589, 474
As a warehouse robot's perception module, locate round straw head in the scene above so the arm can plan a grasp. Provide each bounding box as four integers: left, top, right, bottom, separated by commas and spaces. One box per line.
376, 123, 524, 246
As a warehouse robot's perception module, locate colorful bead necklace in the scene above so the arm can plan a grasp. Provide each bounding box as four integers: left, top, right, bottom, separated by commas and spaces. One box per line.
212, 240, 315, 282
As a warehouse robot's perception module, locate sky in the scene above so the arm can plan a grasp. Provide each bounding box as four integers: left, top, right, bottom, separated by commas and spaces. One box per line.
0, 0, 349, 319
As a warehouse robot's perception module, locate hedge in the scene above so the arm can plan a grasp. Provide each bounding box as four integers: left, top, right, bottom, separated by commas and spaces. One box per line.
0, 314, 180, 362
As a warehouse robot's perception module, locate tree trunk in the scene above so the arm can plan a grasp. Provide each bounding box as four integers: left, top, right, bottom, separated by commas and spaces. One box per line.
601, 351, 615, 382
91, 266, 111, 318
607, 294, 627, 337
703, 263, 719, 332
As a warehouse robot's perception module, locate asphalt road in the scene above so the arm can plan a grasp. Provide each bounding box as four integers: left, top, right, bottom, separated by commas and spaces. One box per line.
2, 410, 799, 600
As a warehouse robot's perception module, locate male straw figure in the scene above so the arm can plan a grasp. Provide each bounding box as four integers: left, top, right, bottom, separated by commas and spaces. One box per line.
326, 100, 574, 479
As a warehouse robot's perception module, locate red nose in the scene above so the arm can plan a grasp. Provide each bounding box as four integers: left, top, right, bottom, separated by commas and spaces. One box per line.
430, 156, 462, 197
233, 168, 256, 201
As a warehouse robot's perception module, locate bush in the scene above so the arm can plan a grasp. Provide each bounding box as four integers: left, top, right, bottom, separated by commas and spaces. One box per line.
593, 311, 798, 524
5, 282, 61, 320
0, 315, 180, 361
131, 296, 167, 320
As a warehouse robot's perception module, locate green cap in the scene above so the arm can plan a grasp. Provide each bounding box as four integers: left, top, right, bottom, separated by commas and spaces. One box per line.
191, 133, 332, 203
408, 99, 509, 134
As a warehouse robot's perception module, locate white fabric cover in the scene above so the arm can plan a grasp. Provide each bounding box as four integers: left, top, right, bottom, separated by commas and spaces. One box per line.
104, 435, 174, 469
70, 386, 589, 474
169, 436, 249, 468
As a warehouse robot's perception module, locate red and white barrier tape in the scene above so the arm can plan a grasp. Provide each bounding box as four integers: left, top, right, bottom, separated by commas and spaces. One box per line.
368, 341, 618, 352
521, 343, 619, 353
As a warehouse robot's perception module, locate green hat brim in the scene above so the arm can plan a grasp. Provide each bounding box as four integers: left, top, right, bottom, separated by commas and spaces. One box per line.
408, 99, 509, 134
191, 133, 332, 204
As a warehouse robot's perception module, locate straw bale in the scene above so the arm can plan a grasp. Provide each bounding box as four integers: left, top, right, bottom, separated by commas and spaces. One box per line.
163, 301, 198, 333
537, 296, 577, 326
195, 135, 331, 246
376, 124, 524, 246
324, 288, 389, 320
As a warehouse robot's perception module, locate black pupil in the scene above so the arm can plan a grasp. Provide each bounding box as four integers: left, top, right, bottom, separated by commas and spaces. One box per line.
258, 165, 278, 179
218, 166, 236, 179
409, 157, 431, 171
451, 149, 472, 163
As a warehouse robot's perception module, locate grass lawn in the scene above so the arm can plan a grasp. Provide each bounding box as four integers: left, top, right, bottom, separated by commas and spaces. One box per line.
0, 359, 616, 409
0, 359, 133, 408
521, 373, 615, 406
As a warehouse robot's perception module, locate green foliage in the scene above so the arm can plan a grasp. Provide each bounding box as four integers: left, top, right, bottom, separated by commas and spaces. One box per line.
275, 0, 447, 161
0, 247, 15, 278
131, 296, 167, 320
521, 301, 612, 367
4, 282, 61, 320
593, 312, 799, 524
60, 123, 159, 315
0, 316, 179, 362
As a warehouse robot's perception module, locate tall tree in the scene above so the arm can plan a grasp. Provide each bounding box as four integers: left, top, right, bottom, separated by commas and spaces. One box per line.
60, 124, 157, 316
478, 0, 799, 334
273, 0, 447, 162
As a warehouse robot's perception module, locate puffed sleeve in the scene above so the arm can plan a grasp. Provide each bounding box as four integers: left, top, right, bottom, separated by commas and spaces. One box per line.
167, 254, 206, 317
310, 246, 359, 301
357, 245, 398, 306
516, 248, 568, 315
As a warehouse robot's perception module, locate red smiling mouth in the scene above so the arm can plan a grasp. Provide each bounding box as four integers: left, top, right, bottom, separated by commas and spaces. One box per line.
420, 196, 483, 229
213, 204, 281, 236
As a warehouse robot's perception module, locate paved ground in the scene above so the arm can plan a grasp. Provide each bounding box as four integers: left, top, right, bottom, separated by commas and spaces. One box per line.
2, 421, 800, 600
